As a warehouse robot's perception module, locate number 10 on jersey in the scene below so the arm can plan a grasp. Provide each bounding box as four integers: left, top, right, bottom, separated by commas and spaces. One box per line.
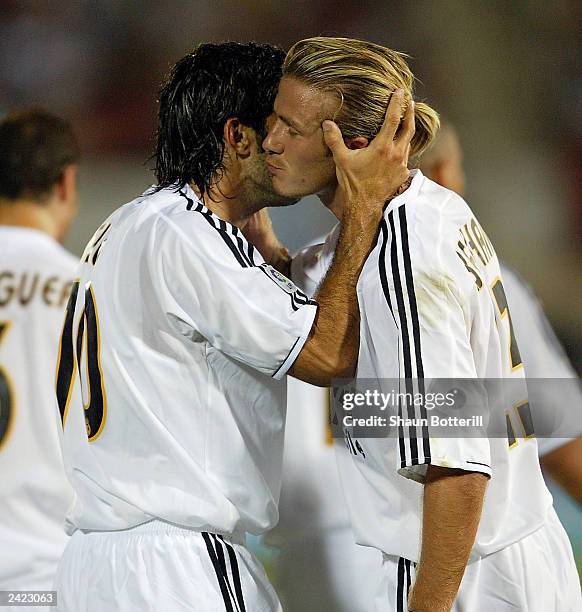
56, 280, 107, 441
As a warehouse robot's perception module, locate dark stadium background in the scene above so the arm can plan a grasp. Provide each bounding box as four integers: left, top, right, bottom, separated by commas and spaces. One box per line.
1, 0, 579, 577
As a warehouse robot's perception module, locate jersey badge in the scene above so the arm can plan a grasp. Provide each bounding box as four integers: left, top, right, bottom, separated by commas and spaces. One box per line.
260, 263, 297, 294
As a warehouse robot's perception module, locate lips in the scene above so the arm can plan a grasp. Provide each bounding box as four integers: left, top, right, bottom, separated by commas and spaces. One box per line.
266, 160, 282, 172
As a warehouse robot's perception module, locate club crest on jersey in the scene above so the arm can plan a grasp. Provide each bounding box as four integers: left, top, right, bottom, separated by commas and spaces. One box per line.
260, 263, 296, 294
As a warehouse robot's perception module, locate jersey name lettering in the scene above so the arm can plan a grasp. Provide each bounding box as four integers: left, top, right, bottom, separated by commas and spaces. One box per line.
456, 217, 495, 290
0, 271, 73, 308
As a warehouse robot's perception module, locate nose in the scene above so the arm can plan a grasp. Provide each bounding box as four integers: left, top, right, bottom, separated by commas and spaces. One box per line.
263, 118, 284, 155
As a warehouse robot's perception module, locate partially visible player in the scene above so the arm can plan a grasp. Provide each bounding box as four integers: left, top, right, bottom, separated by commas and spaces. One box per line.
266, 302, 380, 612
419, 121, 582, 506
263, 36, 581, 610
0, 111, 79, 594
267, 101, 582, 612
53, 42, 413, 611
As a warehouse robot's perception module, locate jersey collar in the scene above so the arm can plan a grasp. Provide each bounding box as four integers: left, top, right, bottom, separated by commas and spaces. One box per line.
383, 168, 424, 215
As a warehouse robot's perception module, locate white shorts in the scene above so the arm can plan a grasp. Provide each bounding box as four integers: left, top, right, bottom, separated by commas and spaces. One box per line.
54, 520, 282, 612
375, 507, 581, 611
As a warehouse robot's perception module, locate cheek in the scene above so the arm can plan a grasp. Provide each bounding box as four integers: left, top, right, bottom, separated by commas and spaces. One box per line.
290, 144, 330, 175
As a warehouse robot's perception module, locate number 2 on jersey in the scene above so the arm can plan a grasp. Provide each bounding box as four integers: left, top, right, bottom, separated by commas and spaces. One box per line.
0, 322, 14, 449
490, 277, 534, 446
56, 281, 107, 441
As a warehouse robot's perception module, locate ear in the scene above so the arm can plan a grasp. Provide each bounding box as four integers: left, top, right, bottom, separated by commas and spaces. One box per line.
223, 117, 251, 155
55, 164, 78, 203
344, 136, 369, 150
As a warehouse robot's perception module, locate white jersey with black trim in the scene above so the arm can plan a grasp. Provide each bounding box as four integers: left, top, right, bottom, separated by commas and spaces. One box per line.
0, 227, 77, 589
500, 263, 582, 456
56, 184, 317, 537
293, 170, 553, 561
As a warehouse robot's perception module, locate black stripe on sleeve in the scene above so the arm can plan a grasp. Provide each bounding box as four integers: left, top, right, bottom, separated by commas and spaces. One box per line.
378, 219, 397, 325
246, 240, 257, 266
179, 190, 317, 319
389, 210, 419, 467
201, 532, 235, 612
466, 460, 491, 469
229, 226, 254, 267
378, 218, 407, 467
398, 206, 431, 463
272, 336, 301, 379
179, 190, 249, 268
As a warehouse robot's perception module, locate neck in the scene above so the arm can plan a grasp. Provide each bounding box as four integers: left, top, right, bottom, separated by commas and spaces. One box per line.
321, 175, 414, 221
0, 199, 59, 239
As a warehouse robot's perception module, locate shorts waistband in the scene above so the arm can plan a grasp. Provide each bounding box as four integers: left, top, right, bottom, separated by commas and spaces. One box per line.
79, 519, 245, 546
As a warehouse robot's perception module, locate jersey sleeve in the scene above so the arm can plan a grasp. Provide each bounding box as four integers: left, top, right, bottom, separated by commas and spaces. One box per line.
381, 207, 491, 483
155, 214, 318, 379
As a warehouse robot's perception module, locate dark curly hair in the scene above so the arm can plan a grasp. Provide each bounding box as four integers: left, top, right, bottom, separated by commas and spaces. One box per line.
154, 42, 285, 197
0, 109, 80, 202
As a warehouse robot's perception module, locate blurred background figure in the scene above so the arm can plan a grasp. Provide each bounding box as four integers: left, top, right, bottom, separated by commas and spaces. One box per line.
0, 110, 79, 594
419, 120, 582, 508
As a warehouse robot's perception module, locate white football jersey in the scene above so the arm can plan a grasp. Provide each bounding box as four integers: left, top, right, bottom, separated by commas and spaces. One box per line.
56, 184, 317, 537
293, 170, 553, 562
0, 227, 77, 589
500, 263, 582, 456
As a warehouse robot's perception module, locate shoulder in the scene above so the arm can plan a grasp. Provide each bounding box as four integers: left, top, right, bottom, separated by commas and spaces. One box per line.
394, 176, 471, 287
1, 227, 79, 277
146, 188, 263, 272
50, 243, 79, 276
408, 175, 471, 251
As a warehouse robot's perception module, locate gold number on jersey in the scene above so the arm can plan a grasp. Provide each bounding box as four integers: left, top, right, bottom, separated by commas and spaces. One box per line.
0, 322, 15, 450
490, 278, 523, 371
56, 281, 107, 441
490, 278, 534, 447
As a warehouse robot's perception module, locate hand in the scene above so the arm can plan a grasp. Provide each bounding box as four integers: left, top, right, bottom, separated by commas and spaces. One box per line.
242, 208, 291, 273
322, 89, 414, 209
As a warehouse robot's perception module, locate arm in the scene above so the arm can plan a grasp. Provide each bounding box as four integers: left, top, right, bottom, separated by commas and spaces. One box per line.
290, 93, 414, 386
289, 205, 383, 385
540, 437, 582, 506
408, 466, 489, 612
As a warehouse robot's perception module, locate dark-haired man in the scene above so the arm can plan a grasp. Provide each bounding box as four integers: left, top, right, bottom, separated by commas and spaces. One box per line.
53, 42, 413, 611
0, 110, 79, 595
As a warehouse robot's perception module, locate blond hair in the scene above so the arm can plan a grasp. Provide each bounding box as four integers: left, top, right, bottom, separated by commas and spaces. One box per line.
283, 37, 440, 158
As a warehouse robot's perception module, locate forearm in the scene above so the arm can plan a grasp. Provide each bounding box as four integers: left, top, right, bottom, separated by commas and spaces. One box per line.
408, 466, 488, 612
540, 438, 582, 506
289, 204, 382, 386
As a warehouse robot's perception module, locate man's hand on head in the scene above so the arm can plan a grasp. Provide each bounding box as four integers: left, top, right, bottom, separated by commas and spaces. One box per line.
322, 89, 414, 210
